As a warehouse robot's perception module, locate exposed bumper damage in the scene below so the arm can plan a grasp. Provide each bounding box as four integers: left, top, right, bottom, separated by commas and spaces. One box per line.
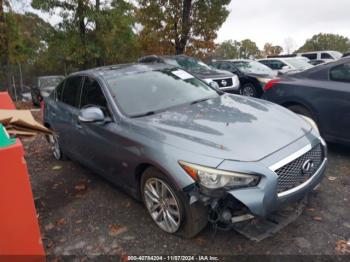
184, 147, 327, 241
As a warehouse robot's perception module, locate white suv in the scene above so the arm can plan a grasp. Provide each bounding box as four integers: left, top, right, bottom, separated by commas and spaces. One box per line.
258, 57, 313, 74
297, 51, 342, 61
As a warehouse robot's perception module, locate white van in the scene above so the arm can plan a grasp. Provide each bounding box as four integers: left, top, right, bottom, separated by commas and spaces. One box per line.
297, 51, 342, 60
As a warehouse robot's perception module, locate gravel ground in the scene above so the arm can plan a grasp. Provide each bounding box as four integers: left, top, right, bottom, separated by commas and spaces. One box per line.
20, 107, 350, 259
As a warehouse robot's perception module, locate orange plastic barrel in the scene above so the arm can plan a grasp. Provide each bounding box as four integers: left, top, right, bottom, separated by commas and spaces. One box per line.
0, 91, 16, 109
0, 93, 45, 261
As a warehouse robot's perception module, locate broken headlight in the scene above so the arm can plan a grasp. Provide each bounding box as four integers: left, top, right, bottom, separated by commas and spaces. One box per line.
179, 161, 260, 189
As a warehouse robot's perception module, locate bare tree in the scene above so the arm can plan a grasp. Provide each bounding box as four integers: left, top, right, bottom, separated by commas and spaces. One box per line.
284, 37, 296, 54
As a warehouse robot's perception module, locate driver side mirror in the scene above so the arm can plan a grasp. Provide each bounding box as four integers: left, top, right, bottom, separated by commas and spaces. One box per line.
78, 107, 105, 123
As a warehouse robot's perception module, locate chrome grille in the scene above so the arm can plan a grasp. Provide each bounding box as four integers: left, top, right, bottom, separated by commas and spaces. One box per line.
275, 144, 324, 193
213, 78, 233, 87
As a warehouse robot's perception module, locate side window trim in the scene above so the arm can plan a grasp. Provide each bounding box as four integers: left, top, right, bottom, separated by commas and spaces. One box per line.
61, 76, 84, 108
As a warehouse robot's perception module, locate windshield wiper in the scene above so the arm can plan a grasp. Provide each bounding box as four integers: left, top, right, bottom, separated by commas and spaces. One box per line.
190, 98, 210, 105
131, 111, 156, 118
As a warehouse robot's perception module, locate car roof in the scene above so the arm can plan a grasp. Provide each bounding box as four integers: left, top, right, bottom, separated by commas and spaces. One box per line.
70, 63, 177, 78
220, 59, 252, 62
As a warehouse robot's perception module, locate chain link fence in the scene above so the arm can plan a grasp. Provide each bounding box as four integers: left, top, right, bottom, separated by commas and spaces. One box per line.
0, 63, 67, 102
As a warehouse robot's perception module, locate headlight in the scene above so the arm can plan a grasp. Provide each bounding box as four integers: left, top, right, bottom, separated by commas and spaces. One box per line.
209, 81, 219, 89
232, 75, 240, 87
179, 161, 259, 189
298, 114, 319, 134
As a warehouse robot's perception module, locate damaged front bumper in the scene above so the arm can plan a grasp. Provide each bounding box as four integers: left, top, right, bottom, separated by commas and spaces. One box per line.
184, 137, 327, 239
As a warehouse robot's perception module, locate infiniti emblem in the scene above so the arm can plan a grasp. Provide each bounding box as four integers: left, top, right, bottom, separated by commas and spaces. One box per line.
302, 159, 314, 174
221, 80, 227, 86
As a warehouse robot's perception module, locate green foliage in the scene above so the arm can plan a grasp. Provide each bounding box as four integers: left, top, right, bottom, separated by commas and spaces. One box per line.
32, 0, 139, 70
213, 40, 240, 59
213, 39, 261, 59
263, 43, 283, 57
137, 0, 231, 58
297, 33, 350, 53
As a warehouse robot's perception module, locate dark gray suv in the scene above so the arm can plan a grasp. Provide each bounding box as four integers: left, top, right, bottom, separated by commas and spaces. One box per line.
44, 63, 327, 238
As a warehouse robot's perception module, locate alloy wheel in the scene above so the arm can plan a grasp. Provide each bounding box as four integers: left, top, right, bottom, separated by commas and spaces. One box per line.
49, 134, 62, 160
143, 178, 181, 233
241, 85, 256, 97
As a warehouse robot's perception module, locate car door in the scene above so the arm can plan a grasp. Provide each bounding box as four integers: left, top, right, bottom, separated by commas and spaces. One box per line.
325, 63, 350, 140
52, 76, 83, 158
74, 76, 126, 183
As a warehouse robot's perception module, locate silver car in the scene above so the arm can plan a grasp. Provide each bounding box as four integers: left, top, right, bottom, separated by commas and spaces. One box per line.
44, 63, 327, 238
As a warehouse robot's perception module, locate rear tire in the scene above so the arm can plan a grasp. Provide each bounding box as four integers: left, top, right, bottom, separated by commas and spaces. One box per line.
141, 167, 207, 238
48, 134, 65, 160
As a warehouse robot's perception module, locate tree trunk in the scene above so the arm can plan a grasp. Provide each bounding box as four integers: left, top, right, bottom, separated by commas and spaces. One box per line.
0, 0, 8, 65
95, 0, 103, 66
175, 0, 192, 55
77, 0, 87, 69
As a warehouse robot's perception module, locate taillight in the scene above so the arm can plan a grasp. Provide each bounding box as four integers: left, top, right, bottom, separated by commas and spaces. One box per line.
40, 100, 44, 122
263, 79, 280, 91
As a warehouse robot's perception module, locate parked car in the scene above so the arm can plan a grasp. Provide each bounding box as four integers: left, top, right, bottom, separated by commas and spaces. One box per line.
138, 55, 240, 93
31, 75, 64, 106
258, 57, 313, 74
210, 59, 277, 97
262, 57, 350, 145
44, 63, 327, 238
308, 59, 333, 66
342, 52, 350, 58
297, 50, 342, 61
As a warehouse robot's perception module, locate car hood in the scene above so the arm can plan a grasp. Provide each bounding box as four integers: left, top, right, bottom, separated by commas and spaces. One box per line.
132, 94, 311, 161
188, 68, 234, 80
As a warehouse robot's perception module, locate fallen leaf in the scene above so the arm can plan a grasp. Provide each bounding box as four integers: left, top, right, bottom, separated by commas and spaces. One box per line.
59, 237, 66, 243
335, 240, 350, 254
52, 165, 62, 170
45, 223, 55, 231
56, 218, 66, 226
109, 224, 127, 236
328, 176, 337, 181
306, 208, 316, 212
125, 201, 131, 208
75, 219, 83, 224
194, 236, 206, 245
46, 240, 53, 249
75, 182, 87, 192
313, 216, 323, 221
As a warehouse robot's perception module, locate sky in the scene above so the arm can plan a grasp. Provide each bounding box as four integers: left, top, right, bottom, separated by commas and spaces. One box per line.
15, 0, 350, 53
217, 0, 350, 52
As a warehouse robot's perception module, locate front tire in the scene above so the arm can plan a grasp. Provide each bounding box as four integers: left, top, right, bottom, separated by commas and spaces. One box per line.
141, 167, 207, 238
240, 83, 259, 97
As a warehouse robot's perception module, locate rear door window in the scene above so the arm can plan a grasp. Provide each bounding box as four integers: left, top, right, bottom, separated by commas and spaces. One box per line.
330, 63, 350, 83
56, 80, 65, 101
61, 76, 83, 107
321, 53, 332, 59
302, 53, 317, 60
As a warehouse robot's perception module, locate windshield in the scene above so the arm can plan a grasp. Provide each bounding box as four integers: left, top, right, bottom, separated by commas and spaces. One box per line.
39, 76, 64, 89
164, 56, 211, 71
329, 51, 342, 59
286, 58, 313, 70
104, 68, 218, 117
232, 61, 274, 74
